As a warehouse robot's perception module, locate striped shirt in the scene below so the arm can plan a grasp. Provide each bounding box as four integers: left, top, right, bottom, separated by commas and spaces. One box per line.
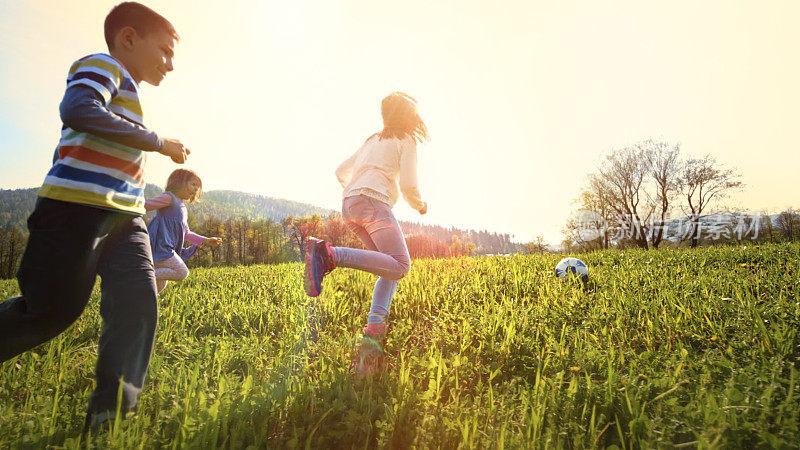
38, 54, 149, 215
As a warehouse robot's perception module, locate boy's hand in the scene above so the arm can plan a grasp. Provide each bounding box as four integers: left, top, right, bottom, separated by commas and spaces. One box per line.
159, 138, 190, 164
418, 202, 427, 215
206, 237, 223, 247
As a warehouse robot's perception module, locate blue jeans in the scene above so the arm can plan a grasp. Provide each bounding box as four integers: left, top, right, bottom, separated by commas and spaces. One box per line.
334, 195, 410, 322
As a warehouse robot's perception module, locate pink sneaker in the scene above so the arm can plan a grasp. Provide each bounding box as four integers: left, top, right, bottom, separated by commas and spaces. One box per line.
362, 323, 388, 340
323, 241, 336, 273
353, 323, 389, 377
303, 237, 337, 297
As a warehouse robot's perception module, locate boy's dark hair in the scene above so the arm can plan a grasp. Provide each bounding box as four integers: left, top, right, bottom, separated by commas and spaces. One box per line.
104, 2, 179, 50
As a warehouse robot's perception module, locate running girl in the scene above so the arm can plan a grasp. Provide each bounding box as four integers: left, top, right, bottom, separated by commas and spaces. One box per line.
303, 91, 429, 353
146, 169, 221, 293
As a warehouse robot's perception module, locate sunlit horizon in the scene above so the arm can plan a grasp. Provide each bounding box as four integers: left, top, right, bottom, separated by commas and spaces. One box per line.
1, 0, 799, 246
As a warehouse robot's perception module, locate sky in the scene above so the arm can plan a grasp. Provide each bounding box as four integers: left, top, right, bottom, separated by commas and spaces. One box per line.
1, 0, 798, 245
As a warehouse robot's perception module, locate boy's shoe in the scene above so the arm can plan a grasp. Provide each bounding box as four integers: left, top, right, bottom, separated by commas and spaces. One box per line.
82, 405, 138, 436
303, 237, 336, 297
82, 410, 117, 436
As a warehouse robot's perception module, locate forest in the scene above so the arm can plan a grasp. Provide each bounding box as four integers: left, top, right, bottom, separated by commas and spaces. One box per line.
0, 188, 518, 278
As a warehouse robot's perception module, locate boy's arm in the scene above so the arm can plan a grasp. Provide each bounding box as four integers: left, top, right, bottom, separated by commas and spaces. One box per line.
60, 85, 163, 151
144, 193, 173, 211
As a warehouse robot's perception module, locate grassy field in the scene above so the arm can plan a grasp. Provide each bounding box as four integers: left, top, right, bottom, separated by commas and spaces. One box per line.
0, 242, 798, 448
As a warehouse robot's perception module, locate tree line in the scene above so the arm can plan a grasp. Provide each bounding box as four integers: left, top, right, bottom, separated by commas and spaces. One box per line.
177, 214, 484, 270
562, 139, 799, 252
1, 186, 519, 278
0, 213, 513, 278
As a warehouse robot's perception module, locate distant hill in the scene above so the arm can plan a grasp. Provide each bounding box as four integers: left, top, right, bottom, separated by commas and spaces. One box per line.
0, 185, 334, 230
0, 188, 38, 230
155, 187, 334, 225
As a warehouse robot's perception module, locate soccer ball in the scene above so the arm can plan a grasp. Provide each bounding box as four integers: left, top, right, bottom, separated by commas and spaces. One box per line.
555, 257, 589, 282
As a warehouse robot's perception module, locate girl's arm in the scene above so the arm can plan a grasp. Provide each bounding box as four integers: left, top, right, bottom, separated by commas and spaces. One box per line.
179, 230, 206, 261
185, 229, 207, 246
144, 193, 173, 211
335, 151, 357, 188
185, 229, 223, 247
398, 140, 426, 212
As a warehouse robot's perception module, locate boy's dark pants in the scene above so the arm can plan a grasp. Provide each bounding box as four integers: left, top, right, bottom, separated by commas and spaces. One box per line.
0, 198, 158, 414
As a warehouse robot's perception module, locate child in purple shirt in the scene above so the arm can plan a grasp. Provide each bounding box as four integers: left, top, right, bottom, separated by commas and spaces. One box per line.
145, 169, 221, 293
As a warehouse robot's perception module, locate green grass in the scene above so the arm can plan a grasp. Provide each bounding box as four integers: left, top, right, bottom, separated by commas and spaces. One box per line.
1, 242, 798, 448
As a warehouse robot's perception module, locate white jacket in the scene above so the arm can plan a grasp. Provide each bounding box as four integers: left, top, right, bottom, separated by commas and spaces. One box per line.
336, 135, 424, 211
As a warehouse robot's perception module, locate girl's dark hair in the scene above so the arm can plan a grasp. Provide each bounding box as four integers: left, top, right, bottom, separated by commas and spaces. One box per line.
165, 169, 202, 204
104, 2, 179, 50
376, 92, 429, 144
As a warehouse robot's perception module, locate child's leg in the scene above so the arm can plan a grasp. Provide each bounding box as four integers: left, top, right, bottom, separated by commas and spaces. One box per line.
0, 199, 113, 361
153, 254, 183, 295
335, 196, 410, 325
369, 277, 399, 324
333, 248, 409, 279
334, 197, 410, 281
89, 216, 158, 415
156, 279, 168, 293
362, 221, 410, 323
154, 253, 189, 282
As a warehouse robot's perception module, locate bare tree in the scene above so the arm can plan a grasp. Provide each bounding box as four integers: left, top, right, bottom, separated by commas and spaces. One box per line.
679, 155, 743, 247
775, 208, 799, 241
562, 208, 609, 252
566, 141, 749, 251
641, 140, 681, 248
578, 183, 618, 249
759, 210, 774, 243
593, 145, 651, 249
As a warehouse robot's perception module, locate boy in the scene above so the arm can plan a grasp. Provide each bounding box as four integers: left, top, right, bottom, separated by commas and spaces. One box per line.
0, 2, 188, 430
